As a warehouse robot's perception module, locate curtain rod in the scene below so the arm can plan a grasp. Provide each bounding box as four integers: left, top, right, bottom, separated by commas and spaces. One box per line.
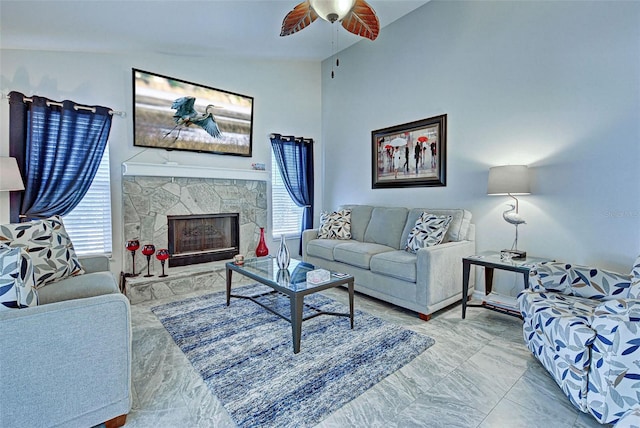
269, 133, 313, 143
2, 92, 126, 117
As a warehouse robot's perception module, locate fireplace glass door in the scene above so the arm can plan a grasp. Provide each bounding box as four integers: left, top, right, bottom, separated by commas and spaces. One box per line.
168, 213, 239, 267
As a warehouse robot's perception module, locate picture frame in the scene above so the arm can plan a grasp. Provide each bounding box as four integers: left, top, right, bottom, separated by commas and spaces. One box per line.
371, 114, 447, 189
132, 68, 253, 157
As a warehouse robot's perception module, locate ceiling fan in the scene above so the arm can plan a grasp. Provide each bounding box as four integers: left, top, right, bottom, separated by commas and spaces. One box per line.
280, 0, 380, 41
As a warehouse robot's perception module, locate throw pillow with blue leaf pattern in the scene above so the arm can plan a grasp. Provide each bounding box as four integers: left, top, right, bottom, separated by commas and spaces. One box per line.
405, 212, 453, 253
318, 209, 352, 240
0, 216, 84, 288
0, 245, 38, 310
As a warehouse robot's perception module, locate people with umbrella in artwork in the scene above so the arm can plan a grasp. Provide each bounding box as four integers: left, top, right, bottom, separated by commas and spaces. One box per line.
414, 141, 421, 174
430, 140, 437, 169
416, 136, 428, 172
387, 137, 407, 178
404, 145, 410, 173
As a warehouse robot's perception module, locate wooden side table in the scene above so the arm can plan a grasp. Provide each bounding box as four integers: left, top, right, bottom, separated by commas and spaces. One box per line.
462, 251, 553, 319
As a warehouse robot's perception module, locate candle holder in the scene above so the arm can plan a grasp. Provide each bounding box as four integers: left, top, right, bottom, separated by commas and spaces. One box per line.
156, 248, 170, 278
125, 239, 140, 276
142, 244, 155, 277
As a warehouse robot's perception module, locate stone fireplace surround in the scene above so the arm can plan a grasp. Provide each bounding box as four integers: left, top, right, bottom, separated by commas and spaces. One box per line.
122, 164, 268, 303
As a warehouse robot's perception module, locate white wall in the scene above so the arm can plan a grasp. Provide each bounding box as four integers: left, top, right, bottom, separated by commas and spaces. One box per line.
320, 1, 640, 293
0, 49, 322, 274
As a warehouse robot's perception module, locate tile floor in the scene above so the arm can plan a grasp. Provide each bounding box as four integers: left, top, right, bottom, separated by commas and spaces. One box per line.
124, 284, 609, 428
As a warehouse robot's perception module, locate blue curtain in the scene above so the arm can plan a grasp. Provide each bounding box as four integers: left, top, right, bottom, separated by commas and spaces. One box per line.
270, 134, 314, 255
8, 91, 112, 221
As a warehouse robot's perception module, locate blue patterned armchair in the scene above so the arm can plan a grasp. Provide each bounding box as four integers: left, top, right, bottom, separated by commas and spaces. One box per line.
518, 258, 640, 425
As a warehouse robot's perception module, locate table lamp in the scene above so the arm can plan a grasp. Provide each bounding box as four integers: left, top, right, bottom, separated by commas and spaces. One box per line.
0, 157, 25, 191
487, 165, 530, 259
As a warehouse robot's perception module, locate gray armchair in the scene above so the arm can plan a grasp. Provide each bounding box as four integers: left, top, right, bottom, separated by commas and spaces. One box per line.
0, 255, 132, 428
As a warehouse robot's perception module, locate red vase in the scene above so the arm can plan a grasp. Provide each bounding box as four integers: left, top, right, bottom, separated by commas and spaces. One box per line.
256, 227, 269, 257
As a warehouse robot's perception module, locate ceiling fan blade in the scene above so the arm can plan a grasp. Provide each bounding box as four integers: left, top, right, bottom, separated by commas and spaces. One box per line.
341, 0, 380, 40
280, 1, 319, 37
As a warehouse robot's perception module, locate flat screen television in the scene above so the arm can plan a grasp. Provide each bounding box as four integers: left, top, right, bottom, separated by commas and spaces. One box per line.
132, 68, 253, 157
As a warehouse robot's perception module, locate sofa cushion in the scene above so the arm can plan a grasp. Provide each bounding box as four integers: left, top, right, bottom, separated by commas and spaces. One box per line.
405, 212, 453, 253
318, 209, 351, 239
333, 242, 395, 270
37, 271, 118, 305
0, 245, 38, 310
370, 250, 416, 282
306, 238, 345, 261
402, 208, 472, 244
338, 205, 374, 242
363, 207, 408, 249
0, 216, 84, 288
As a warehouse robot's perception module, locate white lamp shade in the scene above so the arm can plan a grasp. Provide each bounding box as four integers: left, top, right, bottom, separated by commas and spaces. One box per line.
310, 0, 356, 22
0, 157, 25, 191
487, 165, 530, 195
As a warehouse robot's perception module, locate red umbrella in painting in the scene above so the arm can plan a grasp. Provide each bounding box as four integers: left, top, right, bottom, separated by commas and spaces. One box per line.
418, 136, 428, 143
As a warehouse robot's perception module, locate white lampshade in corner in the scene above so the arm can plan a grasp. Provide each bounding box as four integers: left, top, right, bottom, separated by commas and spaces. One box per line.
0, 157, 25, 191
487, 165, 530, 195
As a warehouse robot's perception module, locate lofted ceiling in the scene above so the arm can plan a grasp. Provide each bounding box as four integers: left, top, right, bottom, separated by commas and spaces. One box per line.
0, 0, 429, 61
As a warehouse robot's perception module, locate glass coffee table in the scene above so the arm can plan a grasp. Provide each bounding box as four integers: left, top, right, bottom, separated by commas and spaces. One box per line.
225, 256, 354, 354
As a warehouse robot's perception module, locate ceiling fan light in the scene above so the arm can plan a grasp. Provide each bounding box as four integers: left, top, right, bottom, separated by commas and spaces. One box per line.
309, 0, 356, 23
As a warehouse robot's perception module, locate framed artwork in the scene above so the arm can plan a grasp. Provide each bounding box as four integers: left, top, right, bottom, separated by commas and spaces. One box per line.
132, 68, 253, 157
371, 114, 447, 188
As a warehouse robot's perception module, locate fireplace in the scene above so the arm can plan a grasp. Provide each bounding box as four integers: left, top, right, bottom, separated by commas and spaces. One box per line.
167, 213, 239, 267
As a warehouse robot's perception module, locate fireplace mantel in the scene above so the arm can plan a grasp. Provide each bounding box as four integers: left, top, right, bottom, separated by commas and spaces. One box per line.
122, 162, 270, 181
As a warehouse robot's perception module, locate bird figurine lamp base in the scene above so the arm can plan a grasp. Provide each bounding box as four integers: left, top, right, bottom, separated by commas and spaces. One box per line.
501, 249, 526, 260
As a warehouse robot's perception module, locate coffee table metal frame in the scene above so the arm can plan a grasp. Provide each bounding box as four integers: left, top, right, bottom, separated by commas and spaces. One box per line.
226, 257, 354, 354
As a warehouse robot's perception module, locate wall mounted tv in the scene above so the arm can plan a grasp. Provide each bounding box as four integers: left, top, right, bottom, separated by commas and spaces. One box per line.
132, 69, 253, 157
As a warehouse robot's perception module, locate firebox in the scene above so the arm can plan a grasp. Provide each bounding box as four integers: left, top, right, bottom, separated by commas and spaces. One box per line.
167, 213, 239, 267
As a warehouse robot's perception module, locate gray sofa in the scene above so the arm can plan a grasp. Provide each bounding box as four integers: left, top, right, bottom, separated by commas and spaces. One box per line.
302, 205, 476, 319
0, 255, 132, 428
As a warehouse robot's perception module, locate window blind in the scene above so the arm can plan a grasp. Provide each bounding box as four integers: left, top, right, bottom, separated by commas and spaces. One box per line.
63, 143, 113, 255
271, 151, 303, 237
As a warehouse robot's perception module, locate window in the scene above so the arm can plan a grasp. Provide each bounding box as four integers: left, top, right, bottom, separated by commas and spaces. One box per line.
63, 143, 112, 255
271, 151, 303, 238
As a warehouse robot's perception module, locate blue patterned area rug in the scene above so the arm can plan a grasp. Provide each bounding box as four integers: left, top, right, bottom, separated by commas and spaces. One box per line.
151, 284, 434, 428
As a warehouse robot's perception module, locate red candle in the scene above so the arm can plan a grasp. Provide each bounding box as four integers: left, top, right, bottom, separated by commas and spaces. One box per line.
126, 239, 140, 276
126, 239, 140, 252
156, 249, 170, 261
156, 248, 170, 278
142, 244, 155, 256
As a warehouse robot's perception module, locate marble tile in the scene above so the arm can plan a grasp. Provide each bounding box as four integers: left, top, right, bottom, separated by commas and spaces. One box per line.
426, 358, 511, 414
479, 397, 574, 428
394, 391, 488, 427
395, 343, 465, 394
467, 338, 534, 386
504, 368, 586, 427
574, 412, 612, 428
124, 408, 198, 428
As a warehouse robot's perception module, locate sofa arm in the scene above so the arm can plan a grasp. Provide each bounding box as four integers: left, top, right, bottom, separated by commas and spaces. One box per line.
0, 293, 132, 428
302, 228, 319, 261
529, 262, 632, 300
79, 254, 111, 273
587, 299, 640, 423
415, 240, 476, 305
